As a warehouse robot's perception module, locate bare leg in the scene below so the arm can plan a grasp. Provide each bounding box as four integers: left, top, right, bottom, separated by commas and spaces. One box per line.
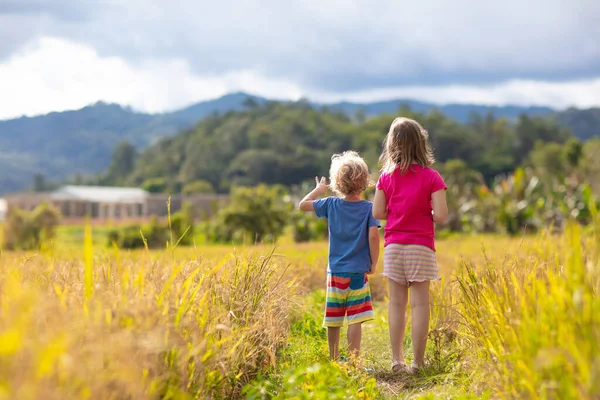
410, 281, 430, 367
328, 327, 341, 360
388, 278, 409, 368
347, 323, 362, 360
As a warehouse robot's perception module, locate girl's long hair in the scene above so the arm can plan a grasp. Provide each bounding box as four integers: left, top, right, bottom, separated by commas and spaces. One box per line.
379, 117, 434, 174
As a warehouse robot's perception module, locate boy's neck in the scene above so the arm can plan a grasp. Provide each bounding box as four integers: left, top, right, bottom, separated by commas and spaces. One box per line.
342, 194, 362, 202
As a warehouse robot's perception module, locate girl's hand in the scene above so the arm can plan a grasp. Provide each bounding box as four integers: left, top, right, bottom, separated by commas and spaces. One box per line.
314, 176, 329, 196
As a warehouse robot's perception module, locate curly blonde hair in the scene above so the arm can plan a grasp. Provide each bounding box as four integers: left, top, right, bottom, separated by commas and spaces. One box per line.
329, 151, 372, 196
380, 117, 434, 174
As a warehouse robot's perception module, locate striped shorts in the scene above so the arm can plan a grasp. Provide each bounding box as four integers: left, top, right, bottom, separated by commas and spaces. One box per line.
383, 244, 440, 286
324, 273, 374, 328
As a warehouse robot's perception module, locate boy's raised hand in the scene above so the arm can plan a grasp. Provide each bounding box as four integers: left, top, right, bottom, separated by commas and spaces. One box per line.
314, 176, 329, 196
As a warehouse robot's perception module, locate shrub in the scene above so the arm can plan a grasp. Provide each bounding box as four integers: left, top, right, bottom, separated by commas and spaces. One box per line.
182, 180, 215, 194
2, 203, 60, 250
292, 211, 328, 243
107, 209, 195, 249
141, 177, 168, 193
210, 185, 292, 244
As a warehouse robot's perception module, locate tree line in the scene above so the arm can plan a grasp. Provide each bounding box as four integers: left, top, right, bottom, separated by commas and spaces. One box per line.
89, 101, 597, 196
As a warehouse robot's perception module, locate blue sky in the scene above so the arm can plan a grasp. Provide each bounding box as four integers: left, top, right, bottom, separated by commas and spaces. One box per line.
0, 0, 598, 119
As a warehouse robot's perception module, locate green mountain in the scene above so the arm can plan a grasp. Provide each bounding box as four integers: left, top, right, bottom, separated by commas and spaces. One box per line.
0, 93, 261, 194
117, 102, 576, 194
556, 107, 600, 141
0, 92, 597, 194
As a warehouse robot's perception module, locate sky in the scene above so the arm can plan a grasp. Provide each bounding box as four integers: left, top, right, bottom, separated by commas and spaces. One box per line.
0, 0, 599, 119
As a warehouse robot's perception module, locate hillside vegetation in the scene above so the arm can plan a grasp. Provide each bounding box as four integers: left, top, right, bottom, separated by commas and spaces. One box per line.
1, 92, 599, 194
104, 101, 596, 195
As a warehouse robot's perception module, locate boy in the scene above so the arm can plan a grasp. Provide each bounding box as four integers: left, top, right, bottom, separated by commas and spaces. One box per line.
299, 151, 380, 361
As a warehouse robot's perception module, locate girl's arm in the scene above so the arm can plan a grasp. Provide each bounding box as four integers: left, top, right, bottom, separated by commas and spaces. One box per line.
298, 176, 329, 211
373, 189, 388, 220
432, 190, 448, 223
368, 226, 380, 274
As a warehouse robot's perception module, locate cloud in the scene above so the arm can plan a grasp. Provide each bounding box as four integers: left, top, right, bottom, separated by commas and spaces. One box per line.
0, 0, 598, 92
0, 0, 89, 21
312, 79, 600, 109
0, 36, 599, 120
0, 37, 303, 120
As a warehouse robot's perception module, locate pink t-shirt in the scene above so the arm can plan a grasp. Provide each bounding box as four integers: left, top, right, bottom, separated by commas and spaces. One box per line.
376, 165, 447, 251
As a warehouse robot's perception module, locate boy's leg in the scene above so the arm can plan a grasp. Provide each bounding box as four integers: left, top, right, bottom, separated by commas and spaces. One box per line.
388, 278, 409, 366
328, 327, 341, 360
410, 281, 430, 367
347, 322, 362, 358
324, 273, 347, 360
345, 274, 374, 361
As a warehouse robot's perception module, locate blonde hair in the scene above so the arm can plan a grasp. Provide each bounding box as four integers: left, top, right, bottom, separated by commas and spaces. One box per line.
380, 117, 434, 174
329, 151, 372, 196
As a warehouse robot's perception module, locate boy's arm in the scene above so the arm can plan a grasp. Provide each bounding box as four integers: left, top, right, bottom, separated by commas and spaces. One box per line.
368, 226, 380, 274
298, 176, 329, 212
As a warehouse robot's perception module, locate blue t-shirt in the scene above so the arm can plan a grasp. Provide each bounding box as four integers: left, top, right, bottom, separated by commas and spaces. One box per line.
313, 197, 380, 274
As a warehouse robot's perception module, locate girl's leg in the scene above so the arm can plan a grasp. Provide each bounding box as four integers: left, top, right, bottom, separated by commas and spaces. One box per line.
388, 278, 409, 366
347, 323, 362, 359
410, 281, 430, 366
327, 327, 341, 360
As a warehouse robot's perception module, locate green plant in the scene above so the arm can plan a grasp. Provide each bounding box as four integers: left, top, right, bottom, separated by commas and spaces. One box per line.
292, 211, 328, 243
244, 363, 379, 400
2, 203, 60, 250
182, 180, 215, 194
212, 185, 292, 244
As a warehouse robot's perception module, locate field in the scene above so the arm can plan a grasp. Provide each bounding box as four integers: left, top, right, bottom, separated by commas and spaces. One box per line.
0, 222, 598, 399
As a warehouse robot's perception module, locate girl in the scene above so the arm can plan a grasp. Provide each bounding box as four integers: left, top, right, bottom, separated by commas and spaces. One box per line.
372, 117, 448, 373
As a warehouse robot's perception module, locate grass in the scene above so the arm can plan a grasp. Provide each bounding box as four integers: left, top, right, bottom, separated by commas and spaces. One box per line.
243, 224, 599, 399
0, 220, 598, 399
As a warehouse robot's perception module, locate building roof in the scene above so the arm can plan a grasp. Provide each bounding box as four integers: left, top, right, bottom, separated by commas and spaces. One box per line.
51, 186, 148, 204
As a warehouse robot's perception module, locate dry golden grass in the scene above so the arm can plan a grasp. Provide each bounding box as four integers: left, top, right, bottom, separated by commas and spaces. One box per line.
0, 232, 294, 399
0, 222, 598, 399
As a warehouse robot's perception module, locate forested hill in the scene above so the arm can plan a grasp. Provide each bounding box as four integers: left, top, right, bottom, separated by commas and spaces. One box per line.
0, 92, 599, 194
103, 101, 596, 195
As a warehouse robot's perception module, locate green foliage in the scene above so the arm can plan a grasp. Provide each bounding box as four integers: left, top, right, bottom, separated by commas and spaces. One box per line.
127, 103, 355, 192
182, 180, 215, 194
107, 102, 593, 194
555, 106, 600, 141
170, 201, 195, 245
210, 185, 292, 243
529, 141, 567, 177
141, 177, 168, 193
244, 363, 379, 400
0, 95, 598, 195
32, 173, 47, 192
102, 141, 138, 185
244, 291, 379, 399
108, 207, 194, 249
292, 211, 328, 243
2, 203, 60, 250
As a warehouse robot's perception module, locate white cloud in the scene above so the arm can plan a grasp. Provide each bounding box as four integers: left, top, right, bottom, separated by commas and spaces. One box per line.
0, 36, 599, 120
311, 79, 600, 109
0, 37, 303, 119
1, 0, 599, 92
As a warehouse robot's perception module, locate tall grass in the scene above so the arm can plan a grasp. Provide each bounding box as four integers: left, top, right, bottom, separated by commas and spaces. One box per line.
0, 219, 598, 398
0, 229, 293, 399
455, 220, 600, 399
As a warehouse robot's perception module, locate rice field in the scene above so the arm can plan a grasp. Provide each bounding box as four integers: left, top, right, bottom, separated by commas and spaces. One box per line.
0, 219, 598, 399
